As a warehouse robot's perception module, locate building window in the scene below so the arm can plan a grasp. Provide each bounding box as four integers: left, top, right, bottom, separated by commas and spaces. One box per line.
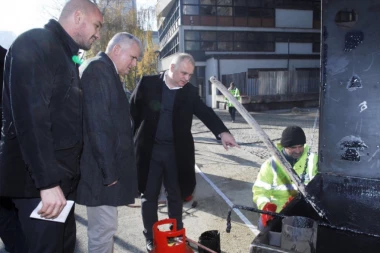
217, 6, 233, 16
248, 8, 262, 18
201, 31, 216, 41
218, 41, 233, 50
200, 5, 217, 15
217, 0, 232, 5
161, 34, 180, 58
261, 8, 274, 18
201, 41, 217, 50
248, 32, 261, 41
275, 0, 316, 9
159, 2, 179, 43
183, 5, 199, 15
247, 32, 275, 51
200, 0, 216, 4
217, 31, 233, 41
185, 31, 200, 40
234, 31, 246, 41
183, 0, 199, 4
180, 0, 280, 27
184, 30, 318, 53
185, 41, 201, 50
247, 0, 262, 7
233, 0, 246, 6
180, 0, 320, 28
234, 41, 247, 50
235, 6, 248, 16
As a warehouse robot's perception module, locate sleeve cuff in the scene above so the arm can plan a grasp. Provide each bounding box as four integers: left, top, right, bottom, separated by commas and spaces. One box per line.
39, 182, 60, 190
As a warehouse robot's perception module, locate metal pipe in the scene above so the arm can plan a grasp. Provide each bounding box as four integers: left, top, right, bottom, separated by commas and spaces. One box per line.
186, 236, 218, 253
183, 200, 198, 215
209, 76, 330, 222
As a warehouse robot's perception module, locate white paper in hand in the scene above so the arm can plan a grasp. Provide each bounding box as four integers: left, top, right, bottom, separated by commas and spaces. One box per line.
30, 200, 75, 223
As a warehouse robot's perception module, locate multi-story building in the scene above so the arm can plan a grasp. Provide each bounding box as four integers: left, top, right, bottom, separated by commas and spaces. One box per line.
156, 0, 321, 109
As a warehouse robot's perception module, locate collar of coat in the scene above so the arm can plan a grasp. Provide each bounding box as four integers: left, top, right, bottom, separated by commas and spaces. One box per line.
162, 71, 183, 90
44, 19, 80, 57
276, 143, 310, 165
97, 52, 118, 76
147, 73, 191, 112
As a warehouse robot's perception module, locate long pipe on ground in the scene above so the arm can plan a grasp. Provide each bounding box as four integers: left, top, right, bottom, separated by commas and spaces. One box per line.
209, 76, 329, 221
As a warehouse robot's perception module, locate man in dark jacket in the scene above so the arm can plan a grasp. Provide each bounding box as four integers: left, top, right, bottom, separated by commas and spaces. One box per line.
130, 53, 239, 252
0, 45, 5, 112
76, 32, 141, 253
0, 1, 103, 252
0, 46, 28, 253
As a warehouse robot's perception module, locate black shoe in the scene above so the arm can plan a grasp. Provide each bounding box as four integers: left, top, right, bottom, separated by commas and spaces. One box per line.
146, 239, 154, 252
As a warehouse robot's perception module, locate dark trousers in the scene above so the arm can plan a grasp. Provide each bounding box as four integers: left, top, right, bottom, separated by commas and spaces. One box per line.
228, 107, 237, 121
0, 197, 28, 253
12, 197, 76, 253
141, 144, 183, 241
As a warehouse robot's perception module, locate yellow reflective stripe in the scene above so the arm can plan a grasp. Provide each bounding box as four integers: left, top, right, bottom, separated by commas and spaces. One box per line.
255, 181, 297, 191
274, 184, 297, 191
308, 153, 315, 179
270, 159, 278, 187
254, 180, 272, 190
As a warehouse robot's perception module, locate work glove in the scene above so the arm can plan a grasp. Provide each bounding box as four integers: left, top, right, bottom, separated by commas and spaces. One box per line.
282, 196, 295, 209
261, 202, 277, 227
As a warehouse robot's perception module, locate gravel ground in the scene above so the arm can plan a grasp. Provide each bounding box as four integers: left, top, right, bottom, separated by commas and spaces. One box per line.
0, 107, 319, 253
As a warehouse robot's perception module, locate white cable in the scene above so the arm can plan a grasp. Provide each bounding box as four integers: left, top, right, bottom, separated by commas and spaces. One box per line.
195, 164, 260, 235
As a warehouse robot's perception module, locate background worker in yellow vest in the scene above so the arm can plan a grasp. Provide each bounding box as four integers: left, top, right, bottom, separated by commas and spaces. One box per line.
252, 126, 318, 230
225, 82, 240, 122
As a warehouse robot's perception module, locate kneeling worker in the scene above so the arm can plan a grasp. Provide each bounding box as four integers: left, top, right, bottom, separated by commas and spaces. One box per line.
252, 125, 318, 230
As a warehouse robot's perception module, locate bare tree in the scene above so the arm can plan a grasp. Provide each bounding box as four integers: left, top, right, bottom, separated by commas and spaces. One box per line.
41, 0, 64, 20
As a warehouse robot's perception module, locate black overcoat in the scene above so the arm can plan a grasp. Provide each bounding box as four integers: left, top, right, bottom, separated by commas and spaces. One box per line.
0, 45, 6, 130
76, 52, 138, 206
130, 73, 228, 198
0, 20, 82, 198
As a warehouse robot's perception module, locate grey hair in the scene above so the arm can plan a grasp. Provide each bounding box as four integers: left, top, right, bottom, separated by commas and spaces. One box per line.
170, 53, 195, 69
105, 32, 143, 57
59, 0, 99, 21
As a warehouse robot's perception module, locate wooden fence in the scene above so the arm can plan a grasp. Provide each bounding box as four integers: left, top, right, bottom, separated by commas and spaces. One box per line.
222, 69, 320, 97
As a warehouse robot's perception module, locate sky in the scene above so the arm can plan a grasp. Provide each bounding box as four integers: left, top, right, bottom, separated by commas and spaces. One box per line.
0, 0, 156, 48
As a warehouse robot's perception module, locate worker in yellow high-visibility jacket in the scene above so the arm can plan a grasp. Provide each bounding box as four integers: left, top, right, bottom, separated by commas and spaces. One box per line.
252, 126, 318, 230
225, 82, 240, 123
